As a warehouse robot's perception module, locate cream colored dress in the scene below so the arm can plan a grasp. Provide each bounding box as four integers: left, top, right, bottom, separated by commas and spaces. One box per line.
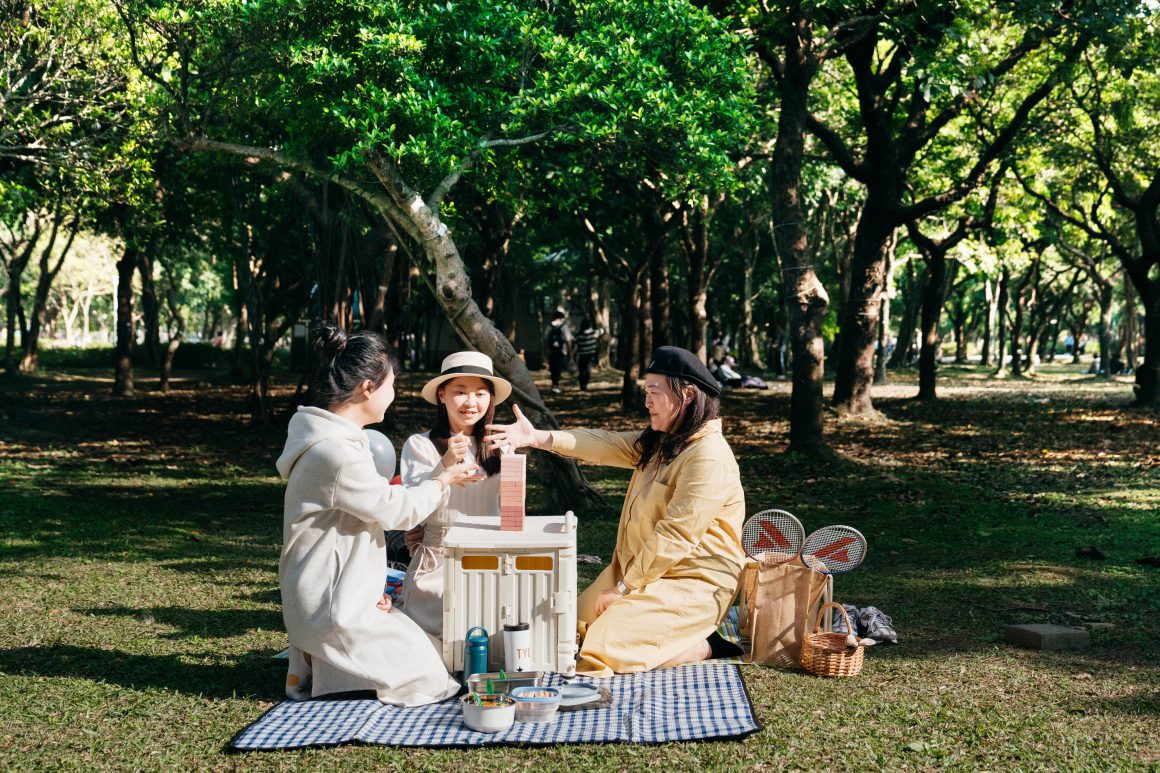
548, 418, 745, 677
398, 432, 501, 637
277, 407, 460, 706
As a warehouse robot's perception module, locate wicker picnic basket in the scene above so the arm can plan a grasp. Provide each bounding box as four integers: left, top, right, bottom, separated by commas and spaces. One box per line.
800, 602, 864, 677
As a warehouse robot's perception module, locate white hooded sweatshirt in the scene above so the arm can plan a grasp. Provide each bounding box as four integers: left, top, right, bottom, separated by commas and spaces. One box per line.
276, 406, 459, 705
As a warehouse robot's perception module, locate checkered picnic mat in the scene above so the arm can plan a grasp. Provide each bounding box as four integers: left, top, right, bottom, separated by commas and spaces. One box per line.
230, 661, 758, 751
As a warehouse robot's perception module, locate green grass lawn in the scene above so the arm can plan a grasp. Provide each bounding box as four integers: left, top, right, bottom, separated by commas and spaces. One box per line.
1, 364, 1157, 771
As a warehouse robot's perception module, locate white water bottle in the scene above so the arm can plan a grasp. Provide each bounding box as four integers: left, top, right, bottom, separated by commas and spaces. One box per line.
503, 623, 533, 672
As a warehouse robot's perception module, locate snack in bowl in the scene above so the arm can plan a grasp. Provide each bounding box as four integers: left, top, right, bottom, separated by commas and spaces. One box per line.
460, 693, 516, 733
509, 685, 562, 723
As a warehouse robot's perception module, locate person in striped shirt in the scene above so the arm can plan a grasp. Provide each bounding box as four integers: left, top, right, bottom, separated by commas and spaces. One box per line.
574, 317, 602, 391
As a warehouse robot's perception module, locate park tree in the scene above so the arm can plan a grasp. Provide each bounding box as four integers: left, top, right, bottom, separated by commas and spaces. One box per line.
117, 0, 754, 505
2, 0, 154, 388
793, 1, 1125, 416
904, 166, 1002, 399
0, 0, 129, 174
1039, 23, 1159, 403
45, 232, 118, 346
720, 0, 857, 453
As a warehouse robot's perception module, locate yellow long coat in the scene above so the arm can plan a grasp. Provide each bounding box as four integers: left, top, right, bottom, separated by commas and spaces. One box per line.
549, 418, 745, 677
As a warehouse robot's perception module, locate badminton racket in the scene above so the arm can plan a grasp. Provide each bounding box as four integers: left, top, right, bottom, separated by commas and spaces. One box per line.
799, 525, 867, 575
741, 509, 805, 566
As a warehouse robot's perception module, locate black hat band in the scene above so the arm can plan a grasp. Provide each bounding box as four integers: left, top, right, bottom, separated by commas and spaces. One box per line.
439, 365, 494, 378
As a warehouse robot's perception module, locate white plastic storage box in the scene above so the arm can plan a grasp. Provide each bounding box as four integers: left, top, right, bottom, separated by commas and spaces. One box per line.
442, 512, 578, 676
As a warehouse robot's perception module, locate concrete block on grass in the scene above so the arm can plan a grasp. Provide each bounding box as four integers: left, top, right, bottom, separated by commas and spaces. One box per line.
1004, 623, 1091, 650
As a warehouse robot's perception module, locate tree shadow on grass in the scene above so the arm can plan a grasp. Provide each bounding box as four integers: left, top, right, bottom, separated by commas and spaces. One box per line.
79, 606, 284, 640
0, 479, 282, 565
0, 644, 286, 701
1097, 690, 1160, 716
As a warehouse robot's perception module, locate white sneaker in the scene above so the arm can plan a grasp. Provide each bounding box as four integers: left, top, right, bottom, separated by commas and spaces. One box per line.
551, 386, 561, 394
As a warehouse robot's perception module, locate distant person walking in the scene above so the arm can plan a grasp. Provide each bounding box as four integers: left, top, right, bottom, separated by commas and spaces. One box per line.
574, 318, 601, 391
545, 310, 572, 394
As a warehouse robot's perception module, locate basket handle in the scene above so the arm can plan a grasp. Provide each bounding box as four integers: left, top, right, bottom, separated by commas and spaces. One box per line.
813, 601, 852, 635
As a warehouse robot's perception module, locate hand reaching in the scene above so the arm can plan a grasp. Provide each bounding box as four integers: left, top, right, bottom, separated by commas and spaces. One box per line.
485, 404, 540, 451
436, 459, 481, 489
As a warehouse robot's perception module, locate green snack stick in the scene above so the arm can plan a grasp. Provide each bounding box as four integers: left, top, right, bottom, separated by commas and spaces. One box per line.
486, 678, 494, 693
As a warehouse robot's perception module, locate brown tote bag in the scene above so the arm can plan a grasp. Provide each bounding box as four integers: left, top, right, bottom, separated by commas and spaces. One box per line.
738, 558, 830, 667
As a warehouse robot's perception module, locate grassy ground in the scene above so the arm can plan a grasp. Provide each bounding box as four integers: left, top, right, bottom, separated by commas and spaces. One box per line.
0, 362, 1157, 771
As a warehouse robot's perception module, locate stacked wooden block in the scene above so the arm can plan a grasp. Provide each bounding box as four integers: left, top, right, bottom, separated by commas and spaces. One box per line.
499, 453, 526, 531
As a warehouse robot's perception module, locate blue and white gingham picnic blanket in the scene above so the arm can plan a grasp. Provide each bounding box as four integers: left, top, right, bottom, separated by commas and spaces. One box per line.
230, 661, 758, 751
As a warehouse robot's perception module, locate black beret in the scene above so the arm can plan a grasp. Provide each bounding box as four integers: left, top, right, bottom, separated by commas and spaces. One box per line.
645, 346, 721, 397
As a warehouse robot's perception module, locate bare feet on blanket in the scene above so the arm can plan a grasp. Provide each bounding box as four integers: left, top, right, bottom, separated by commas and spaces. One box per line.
659, 638, 711, 669
377, 594, 392, 612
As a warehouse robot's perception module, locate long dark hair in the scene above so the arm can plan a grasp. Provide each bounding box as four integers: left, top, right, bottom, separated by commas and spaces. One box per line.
430, 379, 501, 476
634, 375, 720, 469
310, 319, 399, 409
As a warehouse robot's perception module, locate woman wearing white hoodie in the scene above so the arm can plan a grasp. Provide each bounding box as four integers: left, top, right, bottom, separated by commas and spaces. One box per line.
277, 320, 478, 706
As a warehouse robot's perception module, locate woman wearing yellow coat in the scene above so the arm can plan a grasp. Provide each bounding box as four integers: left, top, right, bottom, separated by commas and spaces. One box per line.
486, 346, 745, 677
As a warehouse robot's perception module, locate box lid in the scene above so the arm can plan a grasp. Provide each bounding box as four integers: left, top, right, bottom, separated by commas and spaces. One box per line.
444, 514, 575, 549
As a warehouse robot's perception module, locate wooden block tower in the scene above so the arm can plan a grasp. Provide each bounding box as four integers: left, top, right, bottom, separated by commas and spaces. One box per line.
499, 452, 526, 531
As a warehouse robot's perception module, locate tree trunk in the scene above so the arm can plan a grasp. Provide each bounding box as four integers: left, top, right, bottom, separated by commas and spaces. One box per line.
369, 163, 601, 511
952, 298, 969, 364
1043, 317, 1059, 363
649, 236, 670, 351
832, 208, 893, 415
638, 271, 652, 379
20, 218, 75, 373
1069, 307, 1089, 365
874, 245, 894, 385
685, 205, 710, 363
113, 247, 139, 397
994, 269, 1010, 376
981, 277, 996, 366
770, 19, 829, 453
4, 220, 43, 376
1135, 290, 1159, 405
159, 337, 181, 392
1122, 275, 1138, 370
1096, 283, 1114, 378
589, 276, 613, 370
917, 255, 955, 400
1025, 325, 1042, 375
887, 262, 923, 369
742, 243, 765, 370
138, 250, 161, 368
1010, 277, 1026, 378
618, 279, 644, 409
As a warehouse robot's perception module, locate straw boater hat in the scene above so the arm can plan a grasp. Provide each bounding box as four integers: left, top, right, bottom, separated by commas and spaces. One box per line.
421, 351, 513, 405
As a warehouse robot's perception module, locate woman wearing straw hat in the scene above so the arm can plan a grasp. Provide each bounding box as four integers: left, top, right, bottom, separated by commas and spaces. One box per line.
485, 346, 746, 677
397, 351, 513, 637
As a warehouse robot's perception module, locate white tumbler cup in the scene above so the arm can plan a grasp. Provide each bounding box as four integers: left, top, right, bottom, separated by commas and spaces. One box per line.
503, 623, 533, 673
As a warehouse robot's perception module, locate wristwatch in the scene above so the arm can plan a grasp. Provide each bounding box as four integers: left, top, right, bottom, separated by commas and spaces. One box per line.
615, 580, 630, 596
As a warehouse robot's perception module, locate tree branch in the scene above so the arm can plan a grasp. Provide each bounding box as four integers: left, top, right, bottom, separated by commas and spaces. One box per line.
898, 43, 1079, 224
184, 136, 422, 244
426, 129, 558, 211
906, 23, 1057, 153
805, 113, 866, 182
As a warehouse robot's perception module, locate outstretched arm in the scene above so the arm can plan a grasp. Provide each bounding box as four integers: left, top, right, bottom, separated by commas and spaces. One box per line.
484, 405, 554, 451
487, 405, 642, 468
